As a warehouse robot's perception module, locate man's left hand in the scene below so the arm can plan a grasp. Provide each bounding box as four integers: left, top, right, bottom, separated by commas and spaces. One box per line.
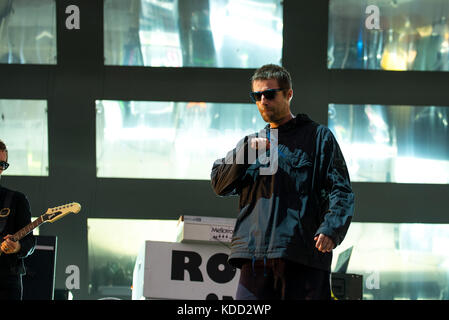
1, 235, 21, 254
314, 234, 335, 253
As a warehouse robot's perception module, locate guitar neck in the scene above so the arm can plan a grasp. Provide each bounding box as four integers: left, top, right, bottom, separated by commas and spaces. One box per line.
12, 216, 46, 242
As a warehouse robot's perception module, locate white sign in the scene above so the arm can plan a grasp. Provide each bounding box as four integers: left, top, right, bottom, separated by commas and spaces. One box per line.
132, 241, 240, 300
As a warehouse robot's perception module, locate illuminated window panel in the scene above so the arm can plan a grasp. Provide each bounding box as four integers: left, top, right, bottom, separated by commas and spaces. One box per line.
328, 104, 449, 184
104, 0, 283, 68
0, 99, 49, 176
96, 100, 266, 180
87, 218, 178, 299
0, 0, 57, 64
333, 222, 449, 300
328, 0, 449, 71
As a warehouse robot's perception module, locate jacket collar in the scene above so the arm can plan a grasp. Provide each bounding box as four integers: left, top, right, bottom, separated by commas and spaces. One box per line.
264, 113, 313, 132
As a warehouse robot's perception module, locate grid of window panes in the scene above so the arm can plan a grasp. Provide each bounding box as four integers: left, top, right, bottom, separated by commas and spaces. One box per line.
96, 100, 266, 180
104, 0, 283, 68
326, 1, 449, 301
0, 0, 57, 64
328, 0, 449, 71
3, 1, 448, 301
0, 99, 49, 176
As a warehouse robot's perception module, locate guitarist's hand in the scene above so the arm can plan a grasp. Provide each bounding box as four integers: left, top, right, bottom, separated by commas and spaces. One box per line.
1, 235, 21, 254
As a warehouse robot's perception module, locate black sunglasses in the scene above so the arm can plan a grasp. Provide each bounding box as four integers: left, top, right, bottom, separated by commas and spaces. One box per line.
0, 161, 9, 170
250, 88, 284, 103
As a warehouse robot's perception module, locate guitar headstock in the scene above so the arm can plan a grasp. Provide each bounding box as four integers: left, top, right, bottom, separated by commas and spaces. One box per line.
43, 202, 81, 223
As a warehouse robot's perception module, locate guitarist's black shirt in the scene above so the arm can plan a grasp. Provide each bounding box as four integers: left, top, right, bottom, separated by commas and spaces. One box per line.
0, 185, 36, 276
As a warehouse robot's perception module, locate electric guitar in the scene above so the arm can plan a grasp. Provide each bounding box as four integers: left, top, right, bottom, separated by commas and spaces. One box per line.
0, 202, 81, 255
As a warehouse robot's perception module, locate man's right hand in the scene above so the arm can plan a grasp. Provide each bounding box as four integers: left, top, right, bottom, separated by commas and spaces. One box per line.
250, 137, 270, 150
314, 234, 335, 253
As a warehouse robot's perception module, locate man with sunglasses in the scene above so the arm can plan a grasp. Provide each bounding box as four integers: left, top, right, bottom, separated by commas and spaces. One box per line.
211, 64, 354, 300
0, 139, 36, 300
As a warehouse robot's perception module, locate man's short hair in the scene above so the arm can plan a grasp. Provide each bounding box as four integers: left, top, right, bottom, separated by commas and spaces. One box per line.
251, 64, 292, 91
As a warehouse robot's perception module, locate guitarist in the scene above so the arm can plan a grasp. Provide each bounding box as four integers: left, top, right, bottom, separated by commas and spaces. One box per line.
0, 139, 36, 300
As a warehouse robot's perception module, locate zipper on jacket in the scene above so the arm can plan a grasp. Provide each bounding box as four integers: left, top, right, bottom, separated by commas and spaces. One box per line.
252, 256, 256, 277
263, 256, 267, 277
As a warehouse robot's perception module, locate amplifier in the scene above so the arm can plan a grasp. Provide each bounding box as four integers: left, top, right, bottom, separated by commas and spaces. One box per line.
331, 272, 363, 300
22, 235, 57, 300
176, 215, 236, 244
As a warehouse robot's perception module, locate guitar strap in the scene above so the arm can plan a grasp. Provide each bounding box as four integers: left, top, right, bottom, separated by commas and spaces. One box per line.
0, 189, 14, 234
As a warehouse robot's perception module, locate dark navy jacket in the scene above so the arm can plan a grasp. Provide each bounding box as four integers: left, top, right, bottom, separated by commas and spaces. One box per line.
211, 114, 354, 272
